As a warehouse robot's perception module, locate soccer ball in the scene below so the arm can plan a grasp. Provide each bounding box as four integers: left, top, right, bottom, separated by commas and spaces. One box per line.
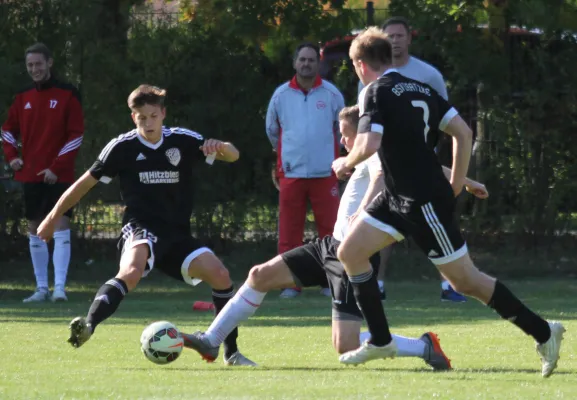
140, 321, 184, 365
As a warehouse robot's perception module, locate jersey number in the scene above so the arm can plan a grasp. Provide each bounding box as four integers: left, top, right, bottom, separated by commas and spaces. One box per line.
411, 100, 430, 141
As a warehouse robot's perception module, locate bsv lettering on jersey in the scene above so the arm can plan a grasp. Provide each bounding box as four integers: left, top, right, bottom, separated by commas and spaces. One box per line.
392, 82, 431, 97
139, 171, 180, 184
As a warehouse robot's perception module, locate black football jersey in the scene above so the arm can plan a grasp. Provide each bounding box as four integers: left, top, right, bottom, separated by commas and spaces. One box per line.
358, 70, 458, 202
89, 127, 205, 235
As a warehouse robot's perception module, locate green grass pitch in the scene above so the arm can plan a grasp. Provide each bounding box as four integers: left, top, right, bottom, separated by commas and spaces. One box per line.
0, 279, 575, 399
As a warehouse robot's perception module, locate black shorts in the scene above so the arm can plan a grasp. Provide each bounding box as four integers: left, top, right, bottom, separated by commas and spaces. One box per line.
363, 191, 467, 266
281, 235, 380, 321
23, 182, 73, 221
117, 223, 213, 285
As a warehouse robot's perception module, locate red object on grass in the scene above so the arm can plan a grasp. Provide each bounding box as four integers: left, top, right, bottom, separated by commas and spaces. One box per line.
193, 301, 215, 311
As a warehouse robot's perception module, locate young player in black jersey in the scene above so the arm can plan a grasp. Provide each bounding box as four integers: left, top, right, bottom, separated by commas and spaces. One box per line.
37, 84, 255, 366
331, 27, 564, 377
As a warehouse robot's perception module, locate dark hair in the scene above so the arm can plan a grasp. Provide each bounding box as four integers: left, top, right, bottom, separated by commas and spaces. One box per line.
382, 16, 411, 34
293, 42, 321, 61
25, 43, 52, 61
127, 84, 166, 109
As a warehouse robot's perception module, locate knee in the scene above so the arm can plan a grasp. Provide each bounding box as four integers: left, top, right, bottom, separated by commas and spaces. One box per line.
336, 245, 349, 264
247, 263, 273, 292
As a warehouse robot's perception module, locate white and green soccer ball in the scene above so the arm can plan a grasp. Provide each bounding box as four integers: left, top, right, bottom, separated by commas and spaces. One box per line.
140, 321, 184, 365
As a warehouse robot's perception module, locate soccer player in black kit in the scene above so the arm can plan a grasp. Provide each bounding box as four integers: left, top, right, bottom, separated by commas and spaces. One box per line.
37, 84, 256, 366
331, 27, 564, 377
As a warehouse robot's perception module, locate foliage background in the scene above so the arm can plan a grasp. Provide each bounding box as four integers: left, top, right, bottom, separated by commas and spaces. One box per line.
1, 0, 576, 275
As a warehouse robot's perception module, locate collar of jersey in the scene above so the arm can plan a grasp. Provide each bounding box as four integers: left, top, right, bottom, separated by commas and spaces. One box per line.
35, 76, 56, 91
137, 130, 164, 150
381, 68, 400, 77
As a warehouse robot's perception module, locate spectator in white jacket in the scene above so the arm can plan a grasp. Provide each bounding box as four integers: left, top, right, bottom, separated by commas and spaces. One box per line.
266, 42, 345, 298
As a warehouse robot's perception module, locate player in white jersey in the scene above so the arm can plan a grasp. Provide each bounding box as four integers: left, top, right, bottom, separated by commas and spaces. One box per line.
358, 16, 466, 302
180, 105, 488, 367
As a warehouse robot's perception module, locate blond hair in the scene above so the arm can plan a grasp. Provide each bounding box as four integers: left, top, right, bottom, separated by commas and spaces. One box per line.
338, 105, 360, 127
349, 27, 392, 71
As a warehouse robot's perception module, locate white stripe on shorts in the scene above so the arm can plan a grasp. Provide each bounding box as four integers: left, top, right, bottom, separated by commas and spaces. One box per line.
421, 203, 454, 256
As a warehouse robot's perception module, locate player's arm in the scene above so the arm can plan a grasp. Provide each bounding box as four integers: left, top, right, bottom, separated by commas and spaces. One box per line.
441, 114, 473, 196
349, 155, 385, 225
333, 84, 382, 179
2, 97, 23, 170
37, 171, 98, 241
200, 139, 239, 163
441, 166, 488, 199
360, 154, 385, 210
48, 89, 84, 178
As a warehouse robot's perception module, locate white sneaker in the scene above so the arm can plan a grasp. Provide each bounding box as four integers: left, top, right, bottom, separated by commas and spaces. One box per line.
279, 288, 300, 299
536, 321, 565, 377
51, 287, 68, 302
224, 351, 258, 367
320, 287, 331, 297
339, 339, 397, 365
23, 289, 49, 303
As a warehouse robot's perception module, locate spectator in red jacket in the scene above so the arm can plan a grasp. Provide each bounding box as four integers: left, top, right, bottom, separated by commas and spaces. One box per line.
1, 43, 84, 303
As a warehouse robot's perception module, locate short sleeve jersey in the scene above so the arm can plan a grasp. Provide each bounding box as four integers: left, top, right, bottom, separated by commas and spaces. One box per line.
89, 127, 205, 235
357, 70, 459, 202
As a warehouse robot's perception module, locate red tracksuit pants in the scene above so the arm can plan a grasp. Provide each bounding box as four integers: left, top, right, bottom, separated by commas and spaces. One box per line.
278, 176, 340, 286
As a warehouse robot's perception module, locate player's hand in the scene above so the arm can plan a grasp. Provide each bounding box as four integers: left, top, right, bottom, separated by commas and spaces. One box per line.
38, 169, 57, 184
199, 139, 225, 156
9, 158, 23, 171
465, 181, 489, 199
332, 157, 352, 180
37, 218, 56, 242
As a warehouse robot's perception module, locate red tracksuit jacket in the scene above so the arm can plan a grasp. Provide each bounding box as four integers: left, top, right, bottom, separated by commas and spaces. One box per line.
1, 77, 84, 183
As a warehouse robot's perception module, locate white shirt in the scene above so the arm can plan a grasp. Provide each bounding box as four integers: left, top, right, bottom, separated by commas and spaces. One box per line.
358, 56, 448, 100
333, 153, 382, 241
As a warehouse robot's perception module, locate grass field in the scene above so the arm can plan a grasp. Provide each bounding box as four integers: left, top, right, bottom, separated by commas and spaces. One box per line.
1, 278, 576, 399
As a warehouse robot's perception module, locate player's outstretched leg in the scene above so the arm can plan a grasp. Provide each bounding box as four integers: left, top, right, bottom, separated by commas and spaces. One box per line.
183, 251, 259, 366
68, 244, 146, 348
183, 255, 296, 365
438, 252, 565, 377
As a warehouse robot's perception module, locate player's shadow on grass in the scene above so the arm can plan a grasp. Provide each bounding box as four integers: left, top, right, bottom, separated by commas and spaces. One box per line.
120, 366, 575, 375
2, 280, 577, 327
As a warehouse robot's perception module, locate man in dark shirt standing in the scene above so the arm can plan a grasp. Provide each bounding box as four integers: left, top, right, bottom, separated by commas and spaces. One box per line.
331, 27, 564, 377
37, 85, 255, 366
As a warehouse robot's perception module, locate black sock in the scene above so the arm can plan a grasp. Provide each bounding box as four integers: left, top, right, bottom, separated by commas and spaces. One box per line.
85, 278, 128, 333
212, 286, 238, 358
488, 280, 551, 343
349, 270, 392, 346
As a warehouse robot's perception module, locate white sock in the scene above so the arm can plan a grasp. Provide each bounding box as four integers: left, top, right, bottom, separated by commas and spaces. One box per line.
29, 235, 49, 291
359, 331, 426, 358
393, 334, 426, 357
53, 230, 71, 288
205, 283, 267, 346
377, 280, 384, 291
441, 280, 451, 290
